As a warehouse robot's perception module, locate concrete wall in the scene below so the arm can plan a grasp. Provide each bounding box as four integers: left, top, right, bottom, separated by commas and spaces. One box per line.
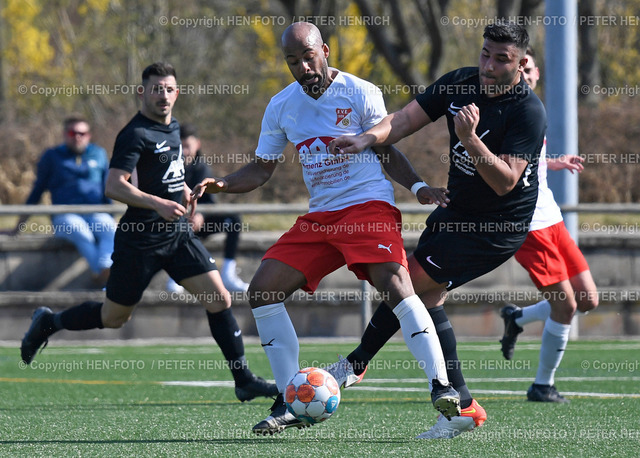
1, 232, 638, 340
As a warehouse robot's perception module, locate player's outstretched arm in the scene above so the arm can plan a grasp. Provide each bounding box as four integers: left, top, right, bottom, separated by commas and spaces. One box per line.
547, 154, 584, 173
374, 145, 449, 208
191, 177, 226, 199
105, 168, 186, 221
191, 157, 278, 199
329, 100, 432, 155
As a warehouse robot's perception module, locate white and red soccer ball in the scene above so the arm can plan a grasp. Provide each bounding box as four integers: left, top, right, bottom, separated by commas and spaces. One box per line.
285, 367, 341, 424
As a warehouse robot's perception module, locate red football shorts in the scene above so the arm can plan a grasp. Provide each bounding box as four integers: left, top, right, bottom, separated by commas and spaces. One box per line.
263, 200, 408, 293
514, 221, 590, 288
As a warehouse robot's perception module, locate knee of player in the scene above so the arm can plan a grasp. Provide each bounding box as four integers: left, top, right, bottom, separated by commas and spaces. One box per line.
370, 269, 413, 299
247, 286, 267, 308
102, 314, 132, 329
551, 298, 577, 321
203, 297, 232, 314
199, 286, 232, 309
247, 285, 284, 308
577, 294, 599, 313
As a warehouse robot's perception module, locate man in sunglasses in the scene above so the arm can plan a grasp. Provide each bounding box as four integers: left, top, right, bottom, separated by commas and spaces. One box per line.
14, 116, 116, 287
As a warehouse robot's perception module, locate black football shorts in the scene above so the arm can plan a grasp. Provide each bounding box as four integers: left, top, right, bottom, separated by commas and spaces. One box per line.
106, 229, 217, 306
413, 207, 528, 290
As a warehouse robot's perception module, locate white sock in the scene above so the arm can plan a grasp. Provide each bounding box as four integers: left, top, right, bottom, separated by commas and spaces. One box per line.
222, 259, 236, 276
392, 295, 448, 389
252, 302, 299, 392
516, 299, 551, 326
534, 318, 571, 386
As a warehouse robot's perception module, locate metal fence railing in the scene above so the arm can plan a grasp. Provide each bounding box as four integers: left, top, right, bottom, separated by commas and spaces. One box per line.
1, 202, 639, 216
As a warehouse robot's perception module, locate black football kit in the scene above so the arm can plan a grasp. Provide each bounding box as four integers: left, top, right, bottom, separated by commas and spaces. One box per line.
413, 67, 547, 289
107, 112, 216, 305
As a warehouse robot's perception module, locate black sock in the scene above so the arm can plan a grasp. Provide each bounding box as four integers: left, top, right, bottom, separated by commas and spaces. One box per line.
206, 308, 252, 385
53, 301, 104, 331
347, 301, 401, 375
428, 305, 472, 409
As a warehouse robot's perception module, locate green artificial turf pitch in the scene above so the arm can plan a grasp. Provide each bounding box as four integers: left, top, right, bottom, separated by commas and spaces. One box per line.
1, 339, 638, 457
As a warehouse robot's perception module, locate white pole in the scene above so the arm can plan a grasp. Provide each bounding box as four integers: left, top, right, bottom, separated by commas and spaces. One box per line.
545, 0, 580, 339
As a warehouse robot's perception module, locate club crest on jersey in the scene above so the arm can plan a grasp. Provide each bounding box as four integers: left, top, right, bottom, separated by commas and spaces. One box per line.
335, 108, 352, 127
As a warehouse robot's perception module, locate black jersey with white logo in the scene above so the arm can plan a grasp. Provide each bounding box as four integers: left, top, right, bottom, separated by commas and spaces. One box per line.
417, 67, 546, 225
110, 112, 185, 230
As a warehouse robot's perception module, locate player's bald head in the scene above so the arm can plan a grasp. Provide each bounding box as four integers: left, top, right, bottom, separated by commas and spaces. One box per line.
281, 22, 332, 99
281, 22, 324, 51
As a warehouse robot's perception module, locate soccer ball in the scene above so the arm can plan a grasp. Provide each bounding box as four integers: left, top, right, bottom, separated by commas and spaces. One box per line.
284, 367, 341, 424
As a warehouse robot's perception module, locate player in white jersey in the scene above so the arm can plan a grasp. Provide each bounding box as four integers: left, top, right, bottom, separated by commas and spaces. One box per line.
499, 48, 599, 403
192, 22, 460, 436
256, 68, 396, 213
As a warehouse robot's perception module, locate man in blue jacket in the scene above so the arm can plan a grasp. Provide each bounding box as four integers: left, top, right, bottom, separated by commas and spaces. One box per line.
15, 116, 116, 286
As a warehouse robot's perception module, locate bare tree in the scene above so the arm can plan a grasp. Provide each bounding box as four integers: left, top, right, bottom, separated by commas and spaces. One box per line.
354, 0, 450, 86
0, 0, 6, 123
578, 0, 600, 105
277, 0, 450, 87
497, 0, 520, 18
413, 0, 447, 82
497, 0, 543, 19
278, 0, 339, 43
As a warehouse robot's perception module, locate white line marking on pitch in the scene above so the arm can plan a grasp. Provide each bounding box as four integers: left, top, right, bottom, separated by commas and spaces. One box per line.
469, 389, 640, 399
158, 379, 640, 399
363, 376, 640, 383
347, 387, 640, 398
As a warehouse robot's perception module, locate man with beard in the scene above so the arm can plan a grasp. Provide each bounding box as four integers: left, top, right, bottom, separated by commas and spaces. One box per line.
20, 62, 277, 403
329, 21, 546, 438
193, 22, 460, 436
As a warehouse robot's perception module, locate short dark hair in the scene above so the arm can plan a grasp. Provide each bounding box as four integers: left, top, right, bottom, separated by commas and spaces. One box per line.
483, 22, 529, 52
63, 115, 90, 130
142, 62, 177, 84
180, 122, 198, 139
526, 46, 536, 59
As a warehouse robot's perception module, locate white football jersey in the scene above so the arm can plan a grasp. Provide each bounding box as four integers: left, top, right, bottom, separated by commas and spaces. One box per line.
255, 71, 395, 212
529, 139, 564, 231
